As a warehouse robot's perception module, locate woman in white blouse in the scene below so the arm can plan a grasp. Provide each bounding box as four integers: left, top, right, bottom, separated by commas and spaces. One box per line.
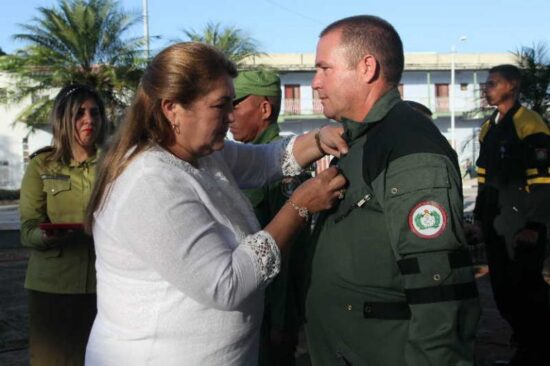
84, 42, 347, 366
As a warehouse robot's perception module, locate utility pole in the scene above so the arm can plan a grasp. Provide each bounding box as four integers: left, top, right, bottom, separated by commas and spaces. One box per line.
450, 35, 467, 150
143, 0, 150, 60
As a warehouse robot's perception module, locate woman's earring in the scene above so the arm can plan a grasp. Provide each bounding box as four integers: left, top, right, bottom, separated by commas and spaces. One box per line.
171, 121, 180, 135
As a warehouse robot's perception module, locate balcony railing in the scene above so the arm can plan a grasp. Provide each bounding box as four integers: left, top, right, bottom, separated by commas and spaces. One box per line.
281, 96, 485, 116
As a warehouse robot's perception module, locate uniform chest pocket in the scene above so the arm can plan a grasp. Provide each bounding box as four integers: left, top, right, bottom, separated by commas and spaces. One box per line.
42, 176, 71, 196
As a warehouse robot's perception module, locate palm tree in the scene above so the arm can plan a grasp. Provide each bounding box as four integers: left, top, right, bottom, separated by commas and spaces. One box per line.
514, 42, 550, 119
0, 0, 145, 130
181, 22, 262, 66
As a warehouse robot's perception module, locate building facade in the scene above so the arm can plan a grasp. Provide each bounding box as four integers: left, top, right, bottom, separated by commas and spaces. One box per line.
0, 52, 514, 189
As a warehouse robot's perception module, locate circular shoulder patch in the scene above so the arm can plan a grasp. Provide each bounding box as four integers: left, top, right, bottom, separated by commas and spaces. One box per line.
408, 201, 447, 239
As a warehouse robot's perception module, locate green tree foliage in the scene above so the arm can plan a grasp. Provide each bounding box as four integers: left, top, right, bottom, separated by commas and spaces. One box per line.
0, 0, 145, 130
514, 42, 550, 119
181, 22, 262, 66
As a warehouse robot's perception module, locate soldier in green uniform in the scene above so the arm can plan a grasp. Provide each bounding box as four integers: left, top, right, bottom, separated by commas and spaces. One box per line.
305, 15, 480, 365
467, 65, 550, 365
19, 85, 108, 366
232, 70, 310, 366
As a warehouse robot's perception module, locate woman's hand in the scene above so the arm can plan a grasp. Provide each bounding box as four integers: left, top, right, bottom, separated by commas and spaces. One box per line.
41, 228, 79, 246
292, 125, 348, 167
264, 166, 346, 251
290, 166, 347, 214
317, 125, 348, 158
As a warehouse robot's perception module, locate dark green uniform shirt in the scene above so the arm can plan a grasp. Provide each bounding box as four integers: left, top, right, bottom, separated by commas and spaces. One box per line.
306, 89, 480, 366
242, 123, 310, 334
20, 148, 97, 294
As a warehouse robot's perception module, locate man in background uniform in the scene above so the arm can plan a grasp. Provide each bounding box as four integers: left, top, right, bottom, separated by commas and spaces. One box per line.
305, 15, 480, 365
232, 70, 310, 366
467, 64, 550, 365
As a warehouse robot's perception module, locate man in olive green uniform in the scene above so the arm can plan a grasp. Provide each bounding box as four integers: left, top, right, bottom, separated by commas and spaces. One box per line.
232, 70, 309, 366
305, 16, 480, 365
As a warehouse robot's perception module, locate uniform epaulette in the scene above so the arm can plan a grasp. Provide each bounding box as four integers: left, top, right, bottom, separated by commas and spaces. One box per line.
29, 146, 55, 160
513, 106, 550, 140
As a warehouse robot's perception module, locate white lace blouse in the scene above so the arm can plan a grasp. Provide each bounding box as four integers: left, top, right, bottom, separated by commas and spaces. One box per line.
85, 138, 302, 366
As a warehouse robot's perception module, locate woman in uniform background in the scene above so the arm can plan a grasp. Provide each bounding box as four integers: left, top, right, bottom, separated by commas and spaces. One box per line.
19, 84, 108, 366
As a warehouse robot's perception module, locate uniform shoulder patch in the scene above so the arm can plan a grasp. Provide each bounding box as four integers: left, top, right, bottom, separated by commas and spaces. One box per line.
408, 201, 447, 239
29, 146, 54, 160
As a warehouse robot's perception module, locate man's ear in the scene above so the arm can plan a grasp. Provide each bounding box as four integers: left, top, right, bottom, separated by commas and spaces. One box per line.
358, 54, 380, 83
260, 99, 273, 121
160, 99, 177, 122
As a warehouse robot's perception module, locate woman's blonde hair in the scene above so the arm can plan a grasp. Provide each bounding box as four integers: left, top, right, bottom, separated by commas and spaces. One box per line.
85, 42, 237, 232
48, 85, 108, 163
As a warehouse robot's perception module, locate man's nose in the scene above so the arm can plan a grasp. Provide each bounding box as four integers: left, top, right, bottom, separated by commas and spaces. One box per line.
226, 111, 235, 124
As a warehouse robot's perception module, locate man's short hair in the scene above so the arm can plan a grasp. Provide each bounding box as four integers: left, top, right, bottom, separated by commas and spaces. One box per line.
320, 15, 404, 86
489, 64, 522, 88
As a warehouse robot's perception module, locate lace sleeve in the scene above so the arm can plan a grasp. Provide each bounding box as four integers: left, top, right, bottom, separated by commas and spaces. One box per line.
281, 136, 303, 176
241, 231, 281, 287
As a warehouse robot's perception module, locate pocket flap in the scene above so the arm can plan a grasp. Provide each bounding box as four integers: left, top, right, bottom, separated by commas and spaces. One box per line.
385, 165, 449, 198
42, 176, 71, 195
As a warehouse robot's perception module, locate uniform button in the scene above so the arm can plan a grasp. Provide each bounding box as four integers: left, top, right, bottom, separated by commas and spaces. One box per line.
346, 304, 353, 311
391, 187, 398, 194
433, 274, 441, 281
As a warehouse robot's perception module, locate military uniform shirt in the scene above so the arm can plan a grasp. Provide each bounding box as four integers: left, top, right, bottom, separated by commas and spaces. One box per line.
305, 89, 480, 366
243, 123, 310, 333
20, 149, 97, 294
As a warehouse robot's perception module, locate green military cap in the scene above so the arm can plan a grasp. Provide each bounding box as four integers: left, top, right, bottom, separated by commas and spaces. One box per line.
234, 70, 281, 101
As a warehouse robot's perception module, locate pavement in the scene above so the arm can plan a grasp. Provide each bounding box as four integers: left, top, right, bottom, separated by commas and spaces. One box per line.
0, 182, 521, 365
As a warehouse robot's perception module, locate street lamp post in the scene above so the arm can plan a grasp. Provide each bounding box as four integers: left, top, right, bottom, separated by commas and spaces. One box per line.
450, 36, 467, 150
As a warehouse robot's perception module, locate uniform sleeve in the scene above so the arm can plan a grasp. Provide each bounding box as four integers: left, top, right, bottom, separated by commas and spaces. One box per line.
521, 129, 550, 226
107, 167, 281, 311
220, 137, 302, 189
373, 153, 480, 365
19, 158, 49, 249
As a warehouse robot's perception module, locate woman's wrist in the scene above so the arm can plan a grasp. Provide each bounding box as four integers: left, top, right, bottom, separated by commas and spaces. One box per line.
287, 199, 310, 221
314, 127, 326, 156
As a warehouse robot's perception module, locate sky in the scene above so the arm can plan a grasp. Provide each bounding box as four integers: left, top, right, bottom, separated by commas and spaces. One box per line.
1, 0, 549, 56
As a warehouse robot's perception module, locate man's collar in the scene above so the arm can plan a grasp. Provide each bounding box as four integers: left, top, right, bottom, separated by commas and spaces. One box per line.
252, 123, 280, 144
341, 88, 401, 142
490, 101, 521, 124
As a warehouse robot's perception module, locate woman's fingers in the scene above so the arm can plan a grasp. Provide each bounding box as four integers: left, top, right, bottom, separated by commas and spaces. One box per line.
319, 125, 348, 157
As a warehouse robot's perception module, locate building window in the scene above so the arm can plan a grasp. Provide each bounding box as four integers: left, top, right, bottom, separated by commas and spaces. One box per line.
284, 84, 301, 115
435, 83, 449, 112
22, 137, 30, 164
460, 83, 468, 91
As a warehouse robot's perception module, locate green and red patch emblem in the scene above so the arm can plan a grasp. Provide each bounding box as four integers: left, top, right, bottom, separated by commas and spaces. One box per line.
408, 201, 447, 239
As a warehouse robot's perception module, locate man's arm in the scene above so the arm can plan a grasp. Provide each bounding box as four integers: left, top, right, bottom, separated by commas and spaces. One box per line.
374, 153, 480, 365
